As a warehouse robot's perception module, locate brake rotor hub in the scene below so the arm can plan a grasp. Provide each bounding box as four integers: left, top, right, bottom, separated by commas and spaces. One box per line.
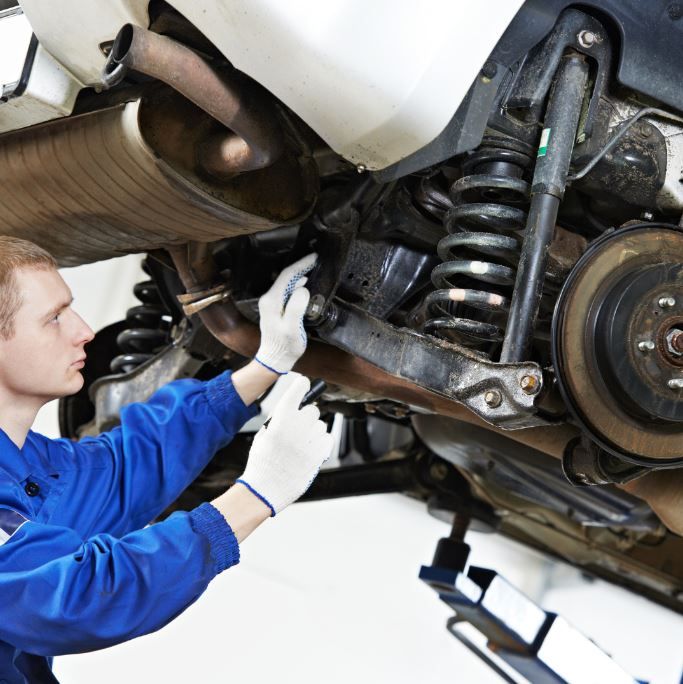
552, 224, 683, 465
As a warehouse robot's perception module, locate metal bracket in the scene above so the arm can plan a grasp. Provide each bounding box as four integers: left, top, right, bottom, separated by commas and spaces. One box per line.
504, 9, 611, 142
82, 326, 206, 435
315, 300, 554, 429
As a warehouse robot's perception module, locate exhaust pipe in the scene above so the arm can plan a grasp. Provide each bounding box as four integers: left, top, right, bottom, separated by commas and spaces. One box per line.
105, 24, 284, 177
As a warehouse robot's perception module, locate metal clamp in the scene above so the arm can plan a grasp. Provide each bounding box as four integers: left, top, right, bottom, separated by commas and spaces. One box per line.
177, 284, 231, 316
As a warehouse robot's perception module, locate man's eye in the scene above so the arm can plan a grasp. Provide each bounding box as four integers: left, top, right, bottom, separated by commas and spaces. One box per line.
50, 313, 60, 323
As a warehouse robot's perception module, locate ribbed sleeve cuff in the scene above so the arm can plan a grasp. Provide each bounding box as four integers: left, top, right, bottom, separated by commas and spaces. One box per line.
205, 370, 259, 427
189, 502, 240, 574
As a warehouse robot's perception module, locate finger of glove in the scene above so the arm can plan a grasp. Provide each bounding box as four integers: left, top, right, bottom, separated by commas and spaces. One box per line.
283, 286, 310, 329
296, 402, 320, 424
265, 253, 317, 312
308, 432, 334, 469
248, 423, 268, 456
283, 406, 324, 447
268, 374, 311, 430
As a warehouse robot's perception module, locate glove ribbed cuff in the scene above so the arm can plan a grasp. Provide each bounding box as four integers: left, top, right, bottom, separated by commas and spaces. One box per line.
189, 503, 240, 574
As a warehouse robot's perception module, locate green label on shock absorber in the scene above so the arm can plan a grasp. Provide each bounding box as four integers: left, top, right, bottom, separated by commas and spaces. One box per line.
537, 127, 551, 157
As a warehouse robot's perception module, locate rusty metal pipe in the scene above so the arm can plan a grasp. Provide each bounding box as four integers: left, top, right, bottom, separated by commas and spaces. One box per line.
110, 24, 283, 177
169, 244, 578, 460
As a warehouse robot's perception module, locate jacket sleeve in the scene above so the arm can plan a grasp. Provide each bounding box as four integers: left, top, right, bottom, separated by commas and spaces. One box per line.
0, 502, 236, 656
63, 370, 259, 536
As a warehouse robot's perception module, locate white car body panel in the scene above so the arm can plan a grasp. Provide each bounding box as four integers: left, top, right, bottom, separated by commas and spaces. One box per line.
0, 43, 81, 134
0, 8, 81, 134
17, 0, 524, 169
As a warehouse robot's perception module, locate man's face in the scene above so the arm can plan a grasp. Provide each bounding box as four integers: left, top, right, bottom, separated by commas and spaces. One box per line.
0, 267, 95, 404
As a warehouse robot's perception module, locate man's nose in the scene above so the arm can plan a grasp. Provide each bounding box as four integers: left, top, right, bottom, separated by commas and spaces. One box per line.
73, 311, 95, 345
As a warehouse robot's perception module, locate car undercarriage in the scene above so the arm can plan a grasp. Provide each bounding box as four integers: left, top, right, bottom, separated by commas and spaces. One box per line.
1, 1, 682, 618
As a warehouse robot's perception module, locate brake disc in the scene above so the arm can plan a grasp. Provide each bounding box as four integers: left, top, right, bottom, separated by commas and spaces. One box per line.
552, 223, 683, 466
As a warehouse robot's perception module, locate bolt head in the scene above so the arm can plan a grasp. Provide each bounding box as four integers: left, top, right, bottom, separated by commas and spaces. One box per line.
637, 123, 653, 139
520, 374, 541, 394
577, 30, 597, 48
481, 60, 498, 80
429, 463, 449, 481
484, 390, 502, 408
641, 210, 654, 221
356, 164, 367, 174
668, 378, 683, 390
638, 340, 656, 352
305, 294, 326, 320
659, 296, 676, 308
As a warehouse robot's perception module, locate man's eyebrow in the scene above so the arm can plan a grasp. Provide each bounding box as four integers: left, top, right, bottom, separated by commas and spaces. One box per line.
42, 296, 74, 320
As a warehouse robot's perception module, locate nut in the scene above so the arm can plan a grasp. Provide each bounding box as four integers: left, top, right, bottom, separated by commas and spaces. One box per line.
668, 378, 683, 390
520, 374, 541, 395
666, 328, 683, 356
659, 296, 676, 308
484, 390, 502, 408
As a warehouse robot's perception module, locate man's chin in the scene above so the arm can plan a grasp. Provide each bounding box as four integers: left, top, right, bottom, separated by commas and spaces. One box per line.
62, 370, 85, 396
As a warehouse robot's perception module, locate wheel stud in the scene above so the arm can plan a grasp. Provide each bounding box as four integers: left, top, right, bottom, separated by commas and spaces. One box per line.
638, 340, 655, 352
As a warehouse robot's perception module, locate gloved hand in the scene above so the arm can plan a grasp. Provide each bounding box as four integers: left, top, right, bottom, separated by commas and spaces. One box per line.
236, 374, 333, 516
255, 253, 317, 375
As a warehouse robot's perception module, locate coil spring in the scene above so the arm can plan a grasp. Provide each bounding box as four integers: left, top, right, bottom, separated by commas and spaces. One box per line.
423, 137, 533, 347
110, 265, 171, 374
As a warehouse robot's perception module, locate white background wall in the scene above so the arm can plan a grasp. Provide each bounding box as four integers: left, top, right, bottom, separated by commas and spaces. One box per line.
32, 256, 683, 684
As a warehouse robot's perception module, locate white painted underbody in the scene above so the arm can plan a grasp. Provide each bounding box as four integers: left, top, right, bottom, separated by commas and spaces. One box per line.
8, 0, 524, 169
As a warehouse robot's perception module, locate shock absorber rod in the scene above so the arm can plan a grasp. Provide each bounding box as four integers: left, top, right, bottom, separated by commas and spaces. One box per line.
500, 53, 589, 363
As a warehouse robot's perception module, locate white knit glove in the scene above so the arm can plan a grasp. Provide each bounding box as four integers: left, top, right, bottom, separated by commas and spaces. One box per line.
236, 375, 334, 515
255, 253, 317, 375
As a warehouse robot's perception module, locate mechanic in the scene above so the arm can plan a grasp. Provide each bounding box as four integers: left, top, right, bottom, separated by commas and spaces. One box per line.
0, 236, 332, 683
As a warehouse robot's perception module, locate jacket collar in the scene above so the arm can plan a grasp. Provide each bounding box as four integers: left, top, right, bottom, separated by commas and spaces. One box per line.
0, 428, 32, 484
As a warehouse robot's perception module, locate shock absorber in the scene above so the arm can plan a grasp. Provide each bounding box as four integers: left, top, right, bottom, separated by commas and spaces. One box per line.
423, 137, 533, 348
110, 266, 171, 374
500, 53, 589, 362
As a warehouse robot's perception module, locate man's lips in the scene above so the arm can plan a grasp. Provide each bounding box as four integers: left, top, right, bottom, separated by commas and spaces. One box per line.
71, 356, 86, 367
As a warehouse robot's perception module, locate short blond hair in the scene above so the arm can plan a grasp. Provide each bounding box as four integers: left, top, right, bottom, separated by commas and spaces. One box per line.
0, 236, 57, 340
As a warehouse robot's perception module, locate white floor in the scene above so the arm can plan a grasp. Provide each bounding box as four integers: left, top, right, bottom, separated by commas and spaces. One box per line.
33, 257, 683, 684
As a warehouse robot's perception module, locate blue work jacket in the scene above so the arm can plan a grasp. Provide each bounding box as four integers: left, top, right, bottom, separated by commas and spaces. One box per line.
0, 370, 258, 683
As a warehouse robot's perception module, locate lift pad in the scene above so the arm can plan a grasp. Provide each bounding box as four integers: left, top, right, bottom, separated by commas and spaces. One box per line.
420, 562, 640, 684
